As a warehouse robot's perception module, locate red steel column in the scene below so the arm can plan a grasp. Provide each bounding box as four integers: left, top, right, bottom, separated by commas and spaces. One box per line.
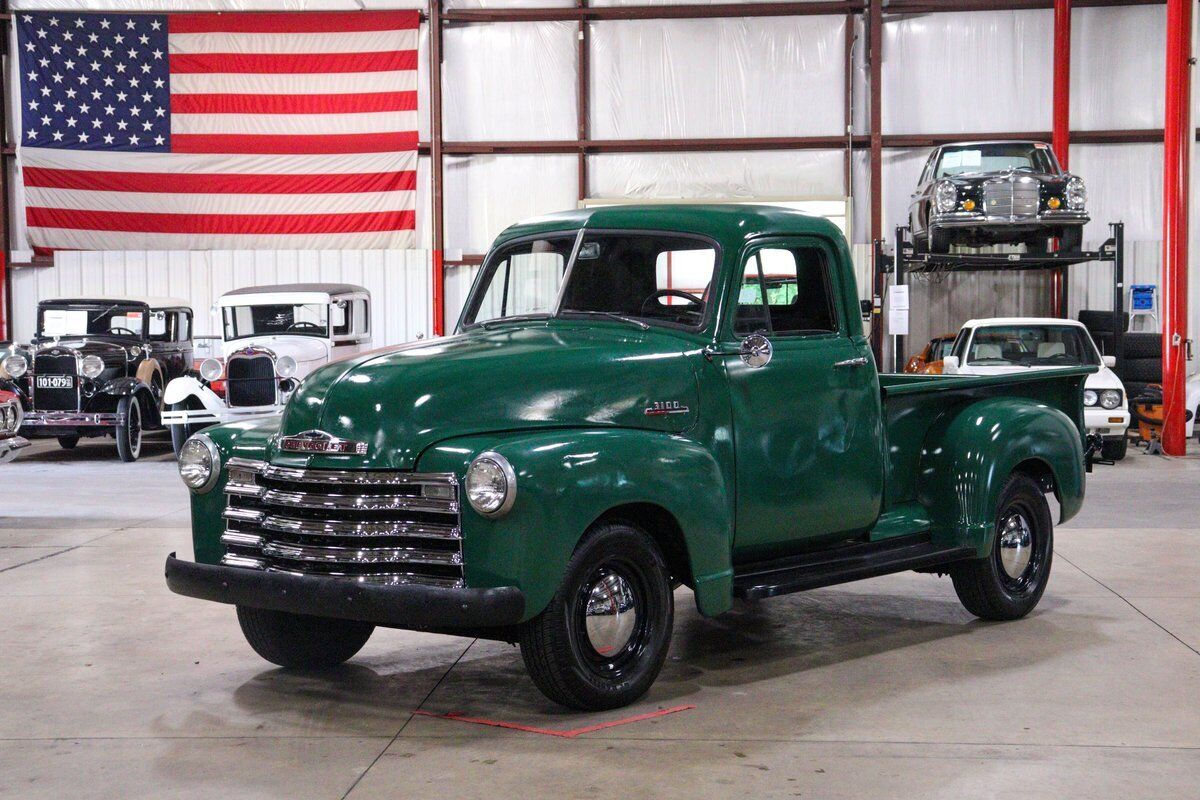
1161, 0, 1192, 455
430, 0, 446, 337
1050, 0, 1071, 317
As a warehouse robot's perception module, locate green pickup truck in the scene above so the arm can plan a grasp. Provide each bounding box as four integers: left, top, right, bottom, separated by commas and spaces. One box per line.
167, 205, 1091, 711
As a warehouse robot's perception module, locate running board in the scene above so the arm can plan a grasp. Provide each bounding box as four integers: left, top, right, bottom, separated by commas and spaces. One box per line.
732, 534, 975, 600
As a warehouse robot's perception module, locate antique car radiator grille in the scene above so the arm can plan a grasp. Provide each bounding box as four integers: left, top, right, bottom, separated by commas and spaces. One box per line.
220, 458, 464, 588
226, 354, 277, 407
32, 352, 79, 411
983, 180, 1039, 219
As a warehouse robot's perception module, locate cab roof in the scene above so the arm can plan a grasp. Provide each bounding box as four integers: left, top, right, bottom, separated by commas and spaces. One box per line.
222, 283, 367, 299
963, 317, 1087, 329
40, 295, 190, 310
493, 204, 847, 252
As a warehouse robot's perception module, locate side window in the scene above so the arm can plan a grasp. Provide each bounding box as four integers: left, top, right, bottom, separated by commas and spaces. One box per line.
147, 310, 171, 341
331, 301, 350, 336
176, 312, 191, 342
734, 245, 838, 337
351, 300, 369, 336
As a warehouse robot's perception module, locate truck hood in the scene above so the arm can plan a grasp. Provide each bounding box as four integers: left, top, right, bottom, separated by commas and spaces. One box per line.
222, 335, 329, 378
274, 322, 701, 469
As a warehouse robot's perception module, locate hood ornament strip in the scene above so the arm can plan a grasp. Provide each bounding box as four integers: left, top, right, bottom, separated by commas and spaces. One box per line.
279, 429, 368, 455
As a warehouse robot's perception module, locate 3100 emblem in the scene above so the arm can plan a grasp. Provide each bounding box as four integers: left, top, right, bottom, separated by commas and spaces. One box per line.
644, 400, 689, 416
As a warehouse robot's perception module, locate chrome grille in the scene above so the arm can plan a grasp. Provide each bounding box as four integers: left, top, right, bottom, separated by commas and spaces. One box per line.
32, 352, 79, 411
220, 458, 463, 587
226, 354, 277, 407
983, 178, 1039, 219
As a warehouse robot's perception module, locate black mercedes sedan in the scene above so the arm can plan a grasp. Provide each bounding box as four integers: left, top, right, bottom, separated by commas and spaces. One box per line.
908, 141, 1089, 254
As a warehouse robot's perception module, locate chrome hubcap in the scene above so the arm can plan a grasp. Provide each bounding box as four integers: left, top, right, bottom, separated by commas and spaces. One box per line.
584, 571, 638, 656
998, 512, 1033, 579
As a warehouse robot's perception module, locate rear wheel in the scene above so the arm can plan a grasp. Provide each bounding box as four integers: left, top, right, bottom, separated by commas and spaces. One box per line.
57, 435, 79, 450
1101, 436, 1128, 461
519, 523, 674, 711
237, 606, 374, 669
115, 394, 143, 462
951, 473, 1053, 621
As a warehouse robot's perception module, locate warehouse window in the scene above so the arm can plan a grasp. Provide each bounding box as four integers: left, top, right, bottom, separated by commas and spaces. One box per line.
735, 246, 838, 337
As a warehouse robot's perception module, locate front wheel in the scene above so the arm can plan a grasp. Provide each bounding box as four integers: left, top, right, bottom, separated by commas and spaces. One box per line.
115, 394, 143, 462
57, 435, 79, 450
951, 473, 1053, 621
519, 523, 674, 711
236, 606, 374, 669
1101, 436, 1128, 461
169, 400, 205, 457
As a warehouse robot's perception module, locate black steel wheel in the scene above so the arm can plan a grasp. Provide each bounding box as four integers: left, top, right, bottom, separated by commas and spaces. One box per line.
519, 523, 673, 711
951, 473, 1054, 621
237, 606, 374, 669
57, 435, 79, 450
115, 394, 143, 462
169, 400, 205, 457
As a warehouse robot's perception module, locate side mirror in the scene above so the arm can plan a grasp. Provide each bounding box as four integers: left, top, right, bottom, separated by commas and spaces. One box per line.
942, 355, 960, 374
739, 334, 773, 369
1102, 355, 1117, 368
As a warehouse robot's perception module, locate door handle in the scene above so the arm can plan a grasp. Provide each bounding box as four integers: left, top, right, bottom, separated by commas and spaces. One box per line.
833, 356, 868, 368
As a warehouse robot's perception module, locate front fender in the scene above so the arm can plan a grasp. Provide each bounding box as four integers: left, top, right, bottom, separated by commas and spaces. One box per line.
101, 377, 151, 397
417, 428, 734, 621
163, 375, 224, 413
916, 397, 1085, 557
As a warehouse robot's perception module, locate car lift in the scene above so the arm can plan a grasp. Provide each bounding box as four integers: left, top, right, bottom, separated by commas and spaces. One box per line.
874, 221, 1126, 374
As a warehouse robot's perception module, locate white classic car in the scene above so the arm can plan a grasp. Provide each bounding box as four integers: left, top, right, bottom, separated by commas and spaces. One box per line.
161, 283, 371, 454
942, 317, 1131, 460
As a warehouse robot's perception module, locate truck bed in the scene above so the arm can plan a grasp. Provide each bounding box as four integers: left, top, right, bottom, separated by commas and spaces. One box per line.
878, 367, 1094, 510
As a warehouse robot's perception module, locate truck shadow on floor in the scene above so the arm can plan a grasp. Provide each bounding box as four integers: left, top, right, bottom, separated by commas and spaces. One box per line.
14, 436, 175, 463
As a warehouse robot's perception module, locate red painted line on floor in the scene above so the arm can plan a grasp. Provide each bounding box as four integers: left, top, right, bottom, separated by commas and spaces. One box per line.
411, 704, 696, 738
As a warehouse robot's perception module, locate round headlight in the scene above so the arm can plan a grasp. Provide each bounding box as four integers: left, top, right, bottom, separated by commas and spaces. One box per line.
1099, 389, 1122, 410
199, 358, 223, 382
934, 180, 959, 213
1065, 177, 1087, 210
275, 355, 297, 379
178, 434, 220, 493
465, 451, 516, 518
3, 354, 28, 379
80, 354, 104, 379
1083, 389, 1099, 407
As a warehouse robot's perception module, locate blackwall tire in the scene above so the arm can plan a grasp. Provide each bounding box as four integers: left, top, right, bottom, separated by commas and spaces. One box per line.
115, 395, 143, 463
236, 606, 374, 670
169, 401, 204, 457
951, 473, 1053, 621
519, 523, 674, 711
1101, 436, 1128, 461
57, 435, 79, 450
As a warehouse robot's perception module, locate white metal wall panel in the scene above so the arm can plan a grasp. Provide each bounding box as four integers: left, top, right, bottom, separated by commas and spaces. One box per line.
11, 250, 434, 347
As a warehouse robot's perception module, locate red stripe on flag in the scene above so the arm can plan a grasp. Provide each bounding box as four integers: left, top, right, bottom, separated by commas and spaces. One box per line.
171, 91, 418, 115
27, 207, 415, 235
170, 10, 420, 34
172, 132, 418, 154
23, 167, 417, 195
169, 50, 418, 75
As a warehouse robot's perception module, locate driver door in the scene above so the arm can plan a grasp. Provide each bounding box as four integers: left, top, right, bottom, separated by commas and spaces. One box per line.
723, 238, 884, 560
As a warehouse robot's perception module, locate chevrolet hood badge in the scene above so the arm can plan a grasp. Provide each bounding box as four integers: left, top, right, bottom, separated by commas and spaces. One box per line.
279, 429, 367, 455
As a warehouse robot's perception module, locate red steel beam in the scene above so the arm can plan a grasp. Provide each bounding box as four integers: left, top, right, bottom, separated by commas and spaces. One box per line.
430, 0, 447, 337
443, 1, 865, 23
1160, 0, 1192, 455
1051, 0, 1071, 317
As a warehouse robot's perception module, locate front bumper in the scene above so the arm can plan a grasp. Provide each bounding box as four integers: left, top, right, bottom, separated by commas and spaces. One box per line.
160, 405, 282, 426
0, 435, 30, 463
1085, 406, 1130, 436
931, 210, 1089, 230
164, 553, 526, 630
23, 411, 119, 428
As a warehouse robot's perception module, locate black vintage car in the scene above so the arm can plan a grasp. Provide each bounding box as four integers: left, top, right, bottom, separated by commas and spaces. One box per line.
908, 141, 1089, 254
0, 297, 193, 461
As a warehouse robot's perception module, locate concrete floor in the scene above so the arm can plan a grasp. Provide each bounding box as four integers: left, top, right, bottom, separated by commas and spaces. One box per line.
2, 434, 1198, 799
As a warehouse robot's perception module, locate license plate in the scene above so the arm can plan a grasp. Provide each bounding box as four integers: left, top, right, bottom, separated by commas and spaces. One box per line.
35, 374, 74, 390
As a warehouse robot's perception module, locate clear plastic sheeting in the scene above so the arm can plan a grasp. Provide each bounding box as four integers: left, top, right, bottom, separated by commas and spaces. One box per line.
883, 10, 1052, 135
444, 22, 578, 141
590, 17, 847, 140
1070, 143, 1163, 244
1072, 5, 1166, 131
443, 154, 579, 253
589, 150, 846, 201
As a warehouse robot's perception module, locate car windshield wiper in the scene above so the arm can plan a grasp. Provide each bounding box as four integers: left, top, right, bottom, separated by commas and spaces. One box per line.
476, 313, 552, 330
560, 310, 650, 331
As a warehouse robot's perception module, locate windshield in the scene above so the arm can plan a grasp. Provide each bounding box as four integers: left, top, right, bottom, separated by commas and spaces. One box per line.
222, 303, 329, 340
462, 231, 719, 331
966, 326, 1099, 367
37, 304, 145, 338
936, 143, 1057, 177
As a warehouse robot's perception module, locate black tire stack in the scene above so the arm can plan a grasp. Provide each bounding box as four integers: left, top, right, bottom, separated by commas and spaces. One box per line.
1077, 310, 1160, 399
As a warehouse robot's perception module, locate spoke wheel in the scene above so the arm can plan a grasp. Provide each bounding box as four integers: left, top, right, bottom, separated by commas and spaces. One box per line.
116, 395, 143, 462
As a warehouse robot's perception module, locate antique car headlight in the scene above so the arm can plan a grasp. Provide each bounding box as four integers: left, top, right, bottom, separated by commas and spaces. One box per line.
199, 358, 223, 382
1099, 389, 1122, 410
2, 354, 27, 379
1083, 389, 1099, 406
80, 355, 105, 379
178, 434, 220, 493
934, 180, 959, 213
466, 451, 516, 518
275, 355, 297, 379
1065, 177, 1087, 210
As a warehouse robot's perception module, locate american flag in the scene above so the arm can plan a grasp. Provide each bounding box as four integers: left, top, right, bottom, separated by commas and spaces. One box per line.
17, 11, 419, 252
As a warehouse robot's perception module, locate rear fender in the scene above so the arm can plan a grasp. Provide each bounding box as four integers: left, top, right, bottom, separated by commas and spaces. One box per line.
417, 428, 734, 621
916, 396, 1085, 557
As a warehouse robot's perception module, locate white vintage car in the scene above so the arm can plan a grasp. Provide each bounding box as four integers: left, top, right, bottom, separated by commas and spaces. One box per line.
942, 317, 1131, 460
161, 283, 371, 454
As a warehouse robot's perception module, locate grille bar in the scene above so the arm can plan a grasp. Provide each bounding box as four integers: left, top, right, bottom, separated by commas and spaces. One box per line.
221, 459, 464, 588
